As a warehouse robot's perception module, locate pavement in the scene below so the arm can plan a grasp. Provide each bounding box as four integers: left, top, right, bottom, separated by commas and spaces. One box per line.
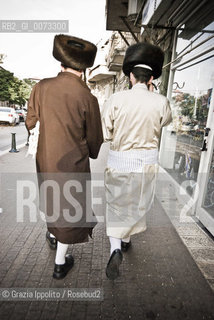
0, 123, 28, 155
0, 143, 214, 320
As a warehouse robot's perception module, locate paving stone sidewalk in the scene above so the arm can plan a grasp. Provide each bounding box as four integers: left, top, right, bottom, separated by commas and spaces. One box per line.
0, 145, 214, 320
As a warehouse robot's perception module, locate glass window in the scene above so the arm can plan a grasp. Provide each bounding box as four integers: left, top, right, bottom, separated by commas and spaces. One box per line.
160, 24, 214, 195
0, 108, 11, 112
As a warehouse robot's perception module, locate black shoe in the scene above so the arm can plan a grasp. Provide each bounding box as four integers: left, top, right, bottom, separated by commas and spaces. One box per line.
46, 231, 57, 250
121, 241, 131, 252
53, 254, 74, 280
106, 249, 123, 280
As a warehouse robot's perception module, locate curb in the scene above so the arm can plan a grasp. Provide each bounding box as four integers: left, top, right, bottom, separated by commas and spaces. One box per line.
0, 143, 27, 158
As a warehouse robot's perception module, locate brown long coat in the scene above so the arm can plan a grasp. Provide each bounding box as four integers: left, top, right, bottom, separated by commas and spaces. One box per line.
26, 71, 103, 244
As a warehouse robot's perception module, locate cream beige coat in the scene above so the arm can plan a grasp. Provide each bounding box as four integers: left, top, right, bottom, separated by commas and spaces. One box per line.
102, 83, 172, 239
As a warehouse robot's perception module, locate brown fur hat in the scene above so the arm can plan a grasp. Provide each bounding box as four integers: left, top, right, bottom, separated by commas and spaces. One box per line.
53, 34, 97, 70
122, 42, 164, 79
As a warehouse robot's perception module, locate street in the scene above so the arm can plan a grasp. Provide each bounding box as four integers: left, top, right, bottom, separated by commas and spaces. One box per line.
0, 123, 28, 152
0, 145, 214, 319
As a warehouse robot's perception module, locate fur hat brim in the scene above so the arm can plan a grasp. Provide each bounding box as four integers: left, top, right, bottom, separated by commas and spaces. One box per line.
122, 42, 164, 79
53, 34, 97, 70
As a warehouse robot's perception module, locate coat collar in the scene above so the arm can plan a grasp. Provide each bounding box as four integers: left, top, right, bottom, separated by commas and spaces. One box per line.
132, 83, 148, 90
57, 71, 90, 91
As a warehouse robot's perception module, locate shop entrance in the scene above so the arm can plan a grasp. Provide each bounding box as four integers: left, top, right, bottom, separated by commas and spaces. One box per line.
159, 23, 214, 235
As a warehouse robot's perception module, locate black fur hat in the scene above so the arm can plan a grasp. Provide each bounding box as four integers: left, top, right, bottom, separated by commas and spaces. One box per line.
53, 34, 97, 70
122, 42, 164, 79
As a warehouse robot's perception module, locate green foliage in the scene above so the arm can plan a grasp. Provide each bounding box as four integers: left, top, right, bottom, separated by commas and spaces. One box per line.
0, 53, 5, 64
179, 93, 195, 119
173, 91, 209, 126
0, 68, 34, 106
195, 96, 209, 124
23, 78, 37, 87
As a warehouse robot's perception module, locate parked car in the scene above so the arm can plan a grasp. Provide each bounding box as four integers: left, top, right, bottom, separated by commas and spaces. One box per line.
181, 122, 194, 132
15, 109, 26, 122
0, 107, 20, 125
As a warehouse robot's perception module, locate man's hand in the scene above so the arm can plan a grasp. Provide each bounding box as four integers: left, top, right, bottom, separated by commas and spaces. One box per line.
148, 83, 154, 92
148, 82, 157, 92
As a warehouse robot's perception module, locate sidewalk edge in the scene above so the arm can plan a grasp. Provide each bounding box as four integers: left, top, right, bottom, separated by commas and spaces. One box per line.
0, 143, 26, 157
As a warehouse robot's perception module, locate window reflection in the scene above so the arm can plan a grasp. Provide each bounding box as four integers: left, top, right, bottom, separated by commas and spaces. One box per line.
162, 47, 214, 194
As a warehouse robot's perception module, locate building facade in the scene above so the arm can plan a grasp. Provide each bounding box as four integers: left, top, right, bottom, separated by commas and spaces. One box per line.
88, 32, 134, 107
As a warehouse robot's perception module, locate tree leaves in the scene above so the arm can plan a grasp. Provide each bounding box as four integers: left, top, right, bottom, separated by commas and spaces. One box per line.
0, 68, 35, 107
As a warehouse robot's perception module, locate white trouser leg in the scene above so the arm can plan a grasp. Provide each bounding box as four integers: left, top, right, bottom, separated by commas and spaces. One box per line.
55, 242, 69, 265
109, 236, 121, 255
122, 236, 130, 243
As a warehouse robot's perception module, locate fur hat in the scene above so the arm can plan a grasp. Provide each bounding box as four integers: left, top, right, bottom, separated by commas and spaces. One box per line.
53, 34, 97, 70
122, 42, 164, 79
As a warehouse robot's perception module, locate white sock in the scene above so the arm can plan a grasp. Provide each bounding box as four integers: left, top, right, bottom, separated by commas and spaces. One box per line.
122, 236, 130, 243
109, 236, 121, 255
55, 242, 69, 265
49, 233, 56, 238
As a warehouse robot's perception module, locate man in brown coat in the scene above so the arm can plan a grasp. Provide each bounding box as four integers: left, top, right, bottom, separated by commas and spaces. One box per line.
26, 34, 103, 279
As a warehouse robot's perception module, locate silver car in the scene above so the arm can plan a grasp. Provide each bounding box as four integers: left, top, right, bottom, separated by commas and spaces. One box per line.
0, 107, 20, 125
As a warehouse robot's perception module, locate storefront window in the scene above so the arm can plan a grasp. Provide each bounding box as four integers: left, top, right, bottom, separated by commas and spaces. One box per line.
160, 24, 214, 194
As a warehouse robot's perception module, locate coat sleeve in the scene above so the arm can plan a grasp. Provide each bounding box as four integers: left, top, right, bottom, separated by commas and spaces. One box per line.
25, 83, 40, 131
85, 95, 103, 159
101, 96, 114, 142
160, 98, 172, 127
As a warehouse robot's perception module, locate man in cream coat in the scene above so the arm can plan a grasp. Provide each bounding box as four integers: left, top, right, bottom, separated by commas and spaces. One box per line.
101, 42, 172, 280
